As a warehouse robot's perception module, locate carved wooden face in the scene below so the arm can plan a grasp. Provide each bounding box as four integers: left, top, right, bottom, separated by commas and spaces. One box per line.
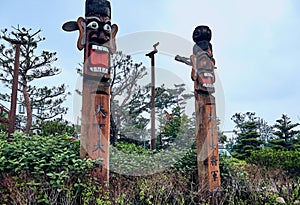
62, 13, 118, 80
84, 15, 118, 79
191, 51, 215, 93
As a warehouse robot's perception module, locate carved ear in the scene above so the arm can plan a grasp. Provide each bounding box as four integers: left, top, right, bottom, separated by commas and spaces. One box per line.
77, 17, 86, 50
111, 24, 118, 39
110, 24, 118, 53
62, 21, 79, 32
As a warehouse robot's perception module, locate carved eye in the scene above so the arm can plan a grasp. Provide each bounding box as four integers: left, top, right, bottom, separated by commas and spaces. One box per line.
87, 21, 99, 30
103, 24, 111, 32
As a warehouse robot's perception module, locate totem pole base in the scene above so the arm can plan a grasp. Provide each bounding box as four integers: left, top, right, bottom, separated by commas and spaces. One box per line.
195, 93, 221, 192
81, 79, 110, 184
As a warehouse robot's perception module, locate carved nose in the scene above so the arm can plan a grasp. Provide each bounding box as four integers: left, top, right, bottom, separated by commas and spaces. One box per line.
99, 32, 109, 41
99, 32, 106, 39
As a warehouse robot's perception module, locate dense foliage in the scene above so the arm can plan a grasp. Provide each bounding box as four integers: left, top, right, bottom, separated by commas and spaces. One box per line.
1, 128, 300, 204
268, 114, 300, 151
248, 149, 300, 176
230, 112, 263, 159
32, 118, 77, 137
0, 132, 98, 204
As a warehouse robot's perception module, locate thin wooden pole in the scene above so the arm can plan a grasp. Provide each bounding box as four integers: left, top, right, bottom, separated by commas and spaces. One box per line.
3, 33, 27, 139
8, 43, 21, 140
146, 42, 159, 150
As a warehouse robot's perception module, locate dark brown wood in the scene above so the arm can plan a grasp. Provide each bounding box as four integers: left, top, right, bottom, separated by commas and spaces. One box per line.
8, 44, 21, 139
3, 33, 28, 138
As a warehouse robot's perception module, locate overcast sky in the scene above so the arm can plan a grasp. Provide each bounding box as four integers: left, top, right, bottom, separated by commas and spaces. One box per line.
1, 0, 300, 131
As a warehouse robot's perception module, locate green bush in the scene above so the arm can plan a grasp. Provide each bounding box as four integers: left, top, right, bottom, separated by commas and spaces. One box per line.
110, 142, 191, 176
0, 123, 8, 132
33, 119, 77, 137
1, 132, 300, 204
0, 132, 106, 204
248, 149, 300, 176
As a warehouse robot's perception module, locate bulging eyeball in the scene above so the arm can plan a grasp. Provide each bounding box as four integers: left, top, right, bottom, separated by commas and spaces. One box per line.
87, 21, 99, 30
103, 24, 111, 32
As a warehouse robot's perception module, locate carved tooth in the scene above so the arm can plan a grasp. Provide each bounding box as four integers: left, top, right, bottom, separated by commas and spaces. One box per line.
102, 47, 109, 52
102, 67, 108, 74
91, 45, 109, 52
90, 67, 108, 74
92, 45, 98, 50
203, 73, 213, 78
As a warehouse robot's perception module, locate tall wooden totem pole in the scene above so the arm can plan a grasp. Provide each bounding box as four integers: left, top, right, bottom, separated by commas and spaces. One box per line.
63, 0, 118, 183
176, 26, 221, 192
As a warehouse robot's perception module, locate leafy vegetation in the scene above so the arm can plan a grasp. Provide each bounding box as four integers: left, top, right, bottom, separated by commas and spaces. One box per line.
1, 110, 300, 204
32, 118, 77, 137
0, 132, 98, 204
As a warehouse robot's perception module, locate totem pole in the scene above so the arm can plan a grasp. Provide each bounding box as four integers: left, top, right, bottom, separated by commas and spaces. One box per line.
175, 26, 221, 192
62, 0, 118, 183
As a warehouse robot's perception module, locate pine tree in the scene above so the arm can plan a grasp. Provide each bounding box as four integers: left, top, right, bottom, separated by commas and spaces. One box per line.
231, 112, 263, 159
268, 114, 300, 150
0, 26, 70, 133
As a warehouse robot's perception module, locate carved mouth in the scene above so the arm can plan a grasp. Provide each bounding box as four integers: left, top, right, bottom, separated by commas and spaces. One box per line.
89, 45, 109, 74
200, 72, 215, 89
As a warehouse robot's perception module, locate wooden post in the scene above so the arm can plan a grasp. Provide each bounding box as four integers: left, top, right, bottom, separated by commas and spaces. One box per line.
2, 35, 27, 140
63, 0, 118, 184
146, 42, 159, 150
175, 25, 221, 196
7, 44, 20, 140
195, 94, 221, 191
192, 25, 221, 193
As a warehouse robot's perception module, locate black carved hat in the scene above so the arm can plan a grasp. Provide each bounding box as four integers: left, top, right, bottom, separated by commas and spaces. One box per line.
192, 25, 212, 43
85, 0, 111, 17
192, 25, 212, 53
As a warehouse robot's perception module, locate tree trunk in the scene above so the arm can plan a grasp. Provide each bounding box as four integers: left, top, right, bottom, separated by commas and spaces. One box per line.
110, 113, 117, 146
23, 85, 32, 134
